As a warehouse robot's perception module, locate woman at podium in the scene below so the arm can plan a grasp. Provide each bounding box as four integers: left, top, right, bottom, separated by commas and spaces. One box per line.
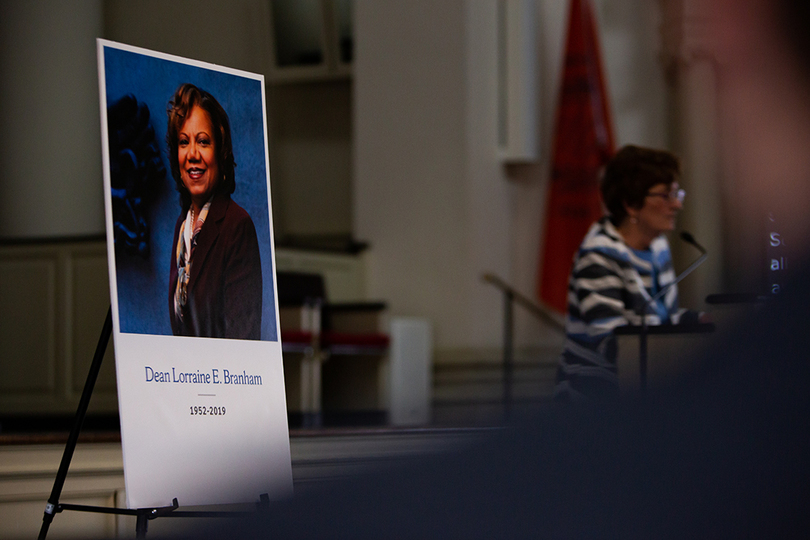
166, 83, 263, 340
554, 145, 700, 401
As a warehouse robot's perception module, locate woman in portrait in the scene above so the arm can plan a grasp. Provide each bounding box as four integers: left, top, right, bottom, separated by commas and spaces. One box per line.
167, 83, 262, 340
554, 145, 701, 401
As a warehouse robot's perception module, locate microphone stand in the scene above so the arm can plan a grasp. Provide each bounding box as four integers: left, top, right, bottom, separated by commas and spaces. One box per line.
638, 232, 707, 392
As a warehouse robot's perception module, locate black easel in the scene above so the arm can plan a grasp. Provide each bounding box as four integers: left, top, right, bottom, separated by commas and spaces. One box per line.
37, 307, 270, 539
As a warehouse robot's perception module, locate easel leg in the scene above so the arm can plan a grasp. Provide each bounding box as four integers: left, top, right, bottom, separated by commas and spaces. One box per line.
135, 511, 149, 538
38, 307, 113, 540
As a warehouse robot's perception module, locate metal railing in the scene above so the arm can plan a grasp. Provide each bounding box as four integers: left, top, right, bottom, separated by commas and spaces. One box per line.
482, 273, 565, 419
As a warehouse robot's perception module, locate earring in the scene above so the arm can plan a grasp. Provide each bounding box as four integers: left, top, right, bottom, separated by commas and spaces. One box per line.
630, 216, 638, 225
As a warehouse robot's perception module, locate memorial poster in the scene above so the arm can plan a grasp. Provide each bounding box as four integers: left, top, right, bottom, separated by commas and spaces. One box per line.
97, 39, 292, 508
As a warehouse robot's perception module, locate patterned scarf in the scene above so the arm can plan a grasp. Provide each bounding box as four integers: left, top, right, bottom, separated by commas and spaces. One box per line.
174, 200, 212, 321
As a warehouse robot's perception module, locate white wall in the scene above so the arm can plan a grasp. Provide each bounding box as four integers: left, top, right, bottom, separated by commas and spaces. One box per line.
354, 0, 671, 357
268, 81, 353, 239
596, 0, 669, 147
0, 1, 104, 238
464, 3, 518, 351
354, 1, 523, 354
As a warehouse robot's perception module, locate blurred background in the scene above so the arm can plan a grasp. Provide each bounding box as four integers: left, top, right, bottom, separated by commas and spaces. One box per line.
0, 1, 763, 535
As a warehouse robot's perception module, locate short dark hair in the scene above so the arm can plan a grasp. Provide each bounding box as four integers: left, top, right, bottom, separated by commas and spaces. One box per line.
166, 83, 236, 210
601, 145, 681, 226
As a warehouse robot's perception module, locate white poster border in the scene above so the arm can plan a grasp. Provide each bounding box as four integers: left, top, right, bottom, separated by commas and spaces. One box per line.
97, 39, 291, 509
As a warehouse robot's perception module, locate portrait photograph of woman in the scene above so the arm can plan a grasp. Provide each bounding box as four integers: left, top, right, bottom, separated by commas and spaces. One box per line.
102, 45, 277, 342
167, 83, 262, 340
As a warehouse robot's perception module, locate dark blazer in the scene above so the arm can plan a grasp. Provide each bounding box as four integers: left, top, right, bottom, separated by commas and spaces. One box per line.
169, 193, 262, 340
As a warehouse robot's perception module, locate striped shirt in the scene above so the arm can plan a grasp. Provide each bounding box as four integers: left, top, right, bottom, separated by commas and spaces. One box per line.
554, 217, 698, 400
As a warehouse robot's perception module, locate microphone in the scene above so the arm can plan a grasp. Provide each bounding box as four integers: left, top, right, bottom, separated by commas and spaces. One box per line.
637, 231, 708, 392
680, 231, 707, 255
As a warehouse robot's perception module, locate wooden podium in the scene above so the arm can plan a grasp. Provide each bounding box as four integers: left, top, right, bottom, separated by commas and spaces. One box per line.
614, 323, 715, 391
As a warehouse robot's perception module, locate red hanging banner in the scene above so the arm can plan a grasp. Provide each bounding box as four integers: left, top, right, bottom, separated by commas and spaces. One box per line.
538, 0, 615, 313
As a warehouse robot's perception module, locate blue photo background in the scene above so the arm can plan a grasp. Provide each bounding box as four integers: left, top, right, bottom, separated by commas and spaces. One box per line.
104, 45, 277, 341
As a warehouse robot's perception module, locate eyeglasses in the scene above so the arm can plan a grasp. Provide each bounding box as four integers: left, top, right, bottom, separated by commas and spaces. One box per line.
646, 186, 686, 204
